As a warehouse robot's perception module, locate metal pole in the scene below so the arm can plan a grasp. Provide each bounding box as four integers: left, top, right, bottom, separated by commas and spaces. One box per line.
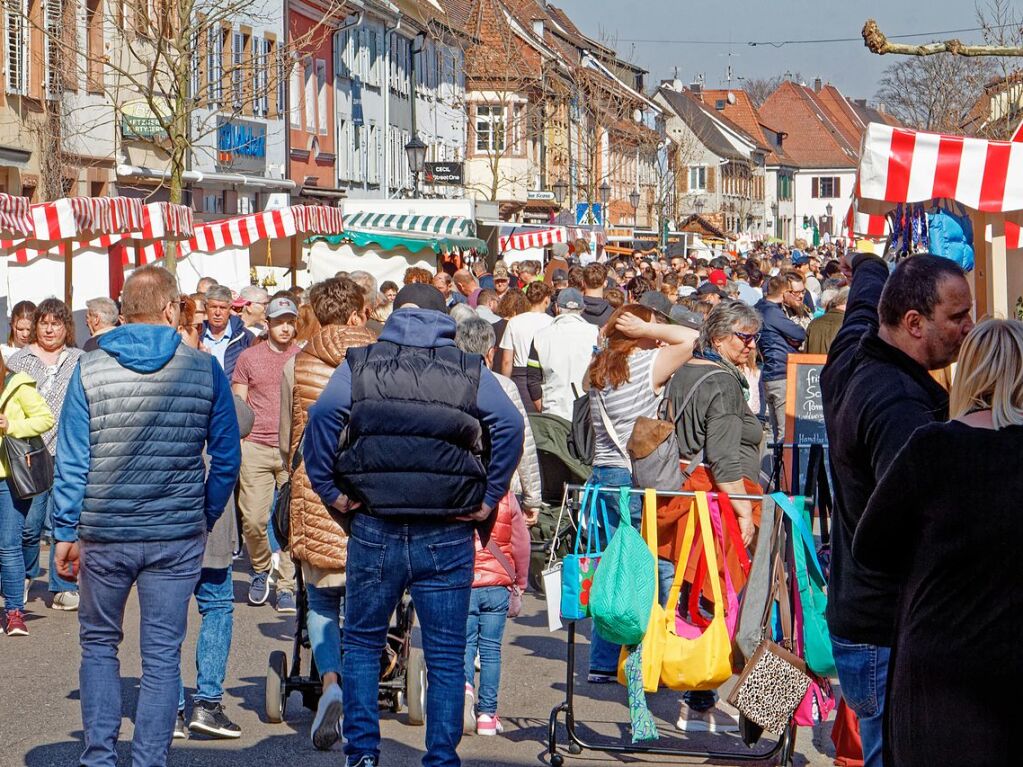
563, 484, 765, 502
63, 239, 73, 308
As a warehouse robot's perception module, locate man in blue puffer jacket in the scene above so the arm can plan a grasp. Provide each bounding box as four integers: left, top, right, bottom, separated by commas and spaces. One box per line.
755, 273, 808, 442
52, 265, 241, 767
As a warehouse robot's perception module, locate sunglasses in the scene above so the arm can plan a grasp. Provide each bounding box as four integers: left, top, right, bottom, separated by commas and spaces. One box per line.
734, 331, 760, 346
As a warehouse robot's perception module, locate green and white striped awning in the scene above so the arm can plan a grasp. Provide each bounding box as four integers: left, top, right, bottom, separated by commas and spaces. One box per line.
342, 212, 476, 238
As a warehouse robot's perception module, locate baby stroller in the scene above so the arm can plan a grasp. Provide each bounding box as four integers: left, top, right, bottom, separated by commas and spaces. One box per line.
265, 569, 427, 726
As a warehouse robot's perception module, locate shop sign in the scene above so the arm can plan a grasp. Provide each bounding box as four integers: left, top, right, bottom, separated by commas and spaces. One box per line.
424, 162, 463, 185
121, 99, 171, 141
527, 190, 555, 201
216, 118, 267, 175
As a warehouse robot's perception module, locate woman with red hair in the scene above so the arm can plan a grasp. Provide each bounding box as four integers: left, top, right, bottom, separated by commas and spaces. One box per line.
586, 303, 698, 683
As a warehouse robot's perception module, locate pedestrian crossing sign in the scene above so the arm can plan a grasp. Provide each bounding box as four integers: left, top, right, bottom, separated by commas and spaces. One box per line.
575, 203, 603, 226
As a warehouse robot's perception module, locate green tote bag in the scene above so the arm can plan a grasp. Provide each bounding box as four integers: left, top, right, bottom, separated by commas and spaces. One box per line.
590, 487, 656, 647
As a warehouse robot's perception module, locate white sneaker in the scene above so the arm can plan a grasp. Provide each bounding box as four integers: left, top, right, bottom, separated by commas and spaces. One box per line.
463, 684, 476, 735
677, 702, 739, 733
476, 713, 504, 736
51, 591, 79, 611
311, 682, 343, 751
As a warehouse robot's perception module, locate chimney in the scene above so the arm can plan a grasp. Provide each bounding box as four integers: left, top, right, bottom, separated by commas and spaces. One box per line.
533, 19, 544, 38
814, 78, 822, 93
689, 82, 702, 95
854, 98, 867, 107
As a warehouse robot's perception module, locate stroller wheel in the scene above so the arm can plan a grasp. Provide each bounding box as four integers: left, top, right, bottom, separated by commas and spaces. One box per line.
406, 649, 427, 726
390, 689, 405, 714
265, 650, 288, 723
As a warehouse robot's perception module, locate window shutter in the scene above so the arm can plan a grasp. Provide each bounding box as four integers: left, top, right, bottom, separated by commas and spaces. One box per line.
834, 176, 841, 199
707, 165, 716, 193
812, 177, 819, 198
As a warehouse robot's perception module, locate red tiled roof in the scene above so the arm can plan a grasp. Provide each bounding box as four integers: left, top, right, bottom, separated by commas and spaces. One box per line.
811, 84, 867, 148
759, 81, 858, 169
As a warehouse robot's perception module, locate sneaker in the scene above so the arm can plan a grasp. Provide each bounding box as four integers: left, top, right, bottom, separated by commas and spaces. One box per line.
311, 682, 343, 750
248, 572, 270, 606
586, 670, 616, 684
463, 684, 476, 735
188, 701, 242, 739
173, 711, 187, 739
476, 713, 504, 736
5, 610, 28, 636
676, 702, 739, 733
51, 591, 79, 611
276, 590, 297, 614
346, 757, 378, 767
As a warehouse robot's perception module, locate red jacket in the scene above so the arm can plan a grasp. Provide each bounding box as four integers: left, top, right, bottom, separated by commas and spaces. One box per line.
473, 492, 530, 591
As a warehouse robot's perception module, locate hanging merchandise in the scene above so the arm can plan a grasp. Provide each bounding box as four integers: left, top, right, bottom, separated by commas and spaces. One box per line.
681, 494, 741, 639
560, 484, 611, 621
659, 492, 733, 691
735, 497, 784, 665
590, 487, 656, 646
773, 493, 836, 676
926, 201, 974, 271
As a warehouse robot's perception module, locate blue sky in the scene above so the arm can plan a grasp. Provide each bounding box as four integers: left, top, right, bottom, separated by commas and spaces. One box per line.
552, 0, 982, 100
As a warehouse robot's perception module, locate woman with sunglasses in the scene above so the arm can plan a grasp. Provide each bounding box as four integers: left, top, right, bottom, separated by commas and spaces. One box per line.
660, 299, 763, 734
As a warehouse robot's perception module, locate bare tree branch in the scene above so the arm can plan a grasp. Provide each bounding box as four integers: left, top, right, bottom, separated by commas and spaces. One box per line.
863, 18, 1023, 57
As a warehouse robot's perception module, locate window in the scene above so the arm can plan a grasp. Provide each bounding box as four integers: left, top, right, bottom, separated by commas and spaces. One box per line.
777, 173, 793, 202
316, 59, 327, 135
368, 122, 379, 183
86, 0, 103, 93
231, 31, 246, 108
475, 105, 505, 153
275, 42, 285, 119
252, 37, 269, 117
812, 176, 841, 199
303, 60, 315, 132
689, 165, 707, 191
6, 0, 27, 95
44, 0, 63, 100
510, 103, 525, 154
207, 25, 223, 104
289, 61, 301, 128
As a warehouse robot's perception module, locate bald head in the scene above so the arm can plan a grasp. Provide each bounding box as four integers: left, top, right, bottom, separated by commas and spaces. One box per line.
453, 269, 478, 297
121, 265, 179, 325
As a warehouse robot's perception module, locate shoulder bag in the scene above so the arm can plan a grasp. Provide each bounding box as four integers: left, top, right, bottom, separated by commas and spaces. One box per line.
659, 491, 733, 691
735, 495, 783, 664
627, 368, 729, 491
560, 483, 611, 620
0, 375, 53, 499
590, 486, 656, 646
271, 436, 305, 551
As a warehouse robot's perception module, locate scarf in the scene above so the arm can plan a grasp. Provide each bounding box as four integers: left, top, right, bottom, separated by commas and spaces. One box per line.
693, 347, 751, 402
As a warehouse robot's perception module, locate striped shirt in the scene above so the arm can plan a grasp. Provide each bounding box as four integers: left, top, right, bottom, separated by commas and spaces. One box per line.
590, 348, 661, 469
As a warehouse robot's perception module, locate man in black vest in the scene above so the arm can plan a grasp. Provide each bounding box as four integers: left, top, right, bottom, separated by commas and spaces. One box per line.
304, 283, 523, 767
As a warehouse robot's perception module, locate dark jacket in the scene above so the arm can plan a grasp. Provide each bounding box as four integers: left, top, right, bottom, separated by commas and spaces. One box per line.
51, 325, 241, 544
304, 309, 524, 520
805, 309, 845, 356
820, 255, 949, 646
581, 296, 614, 327
202, 315, 253, 379
755, 298, 806, 381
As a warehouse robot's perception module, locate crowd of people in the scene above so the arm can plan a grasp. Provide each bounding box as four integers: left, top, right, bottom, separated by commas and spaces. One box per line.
0, 232, 1018, 767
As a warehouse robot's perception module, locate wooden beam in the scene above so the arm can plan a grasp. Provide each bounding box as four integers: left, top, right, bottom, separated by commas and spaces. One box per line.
974, 212, 992, 318
290, 237, 299, 289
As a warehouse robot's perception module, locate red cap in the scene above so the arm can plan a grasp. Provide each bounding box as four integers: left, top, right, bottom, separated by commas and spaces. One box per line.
708, 268, 728, 287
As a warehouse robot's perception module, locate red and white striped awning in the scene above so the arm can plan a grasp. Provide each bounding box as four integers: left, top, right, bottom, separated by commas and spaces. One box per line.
859, 122, 1023, 215
186, 205, 344, 254
499, 227, 567, 252
2, 201, 194, 264
0, 193, 33, 237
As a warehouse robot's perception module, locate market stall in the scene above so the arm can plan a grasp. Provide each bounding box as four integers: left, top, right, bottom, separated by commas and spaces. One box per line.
307, 213, 487, 284
857, 122, 1023, 316
178, 205, 345, 292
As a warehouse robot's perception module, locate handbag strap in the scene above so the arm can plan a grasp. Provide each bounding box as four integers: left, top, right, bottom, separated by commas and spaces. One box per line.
666, 491, 723, 617
486, 538, 517, 583
642, 488, 659, 601
716, 491, 752, 574
802, 444, 831, 545
593, 390, 628, 457
571, 483, 594, 555
771, 493, 825, 583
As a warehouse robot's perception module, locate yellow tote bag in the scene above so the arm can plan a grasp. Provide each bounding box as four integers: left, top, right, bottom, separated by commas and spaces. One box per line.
616, 488, 664, 692
660, 491, 733, 691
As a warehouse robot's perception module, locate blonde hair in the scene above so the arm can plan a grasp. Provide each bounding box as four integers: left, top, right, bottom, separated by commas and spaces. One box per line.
949, 319, 1023, 429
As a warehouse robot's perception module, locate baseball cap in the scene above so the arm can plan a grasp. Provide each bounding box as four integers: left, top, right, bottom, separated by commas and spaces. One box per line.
232, 285, 268, 308
551, 268, 568, 283
393, 283, 448, 313
493, 267, 510, 281
556, 287, 584, 310
669, 305, 703, 329
696, 283, 725, 298
708, 268, 728, 287
638, 290, 674, 321
791, 249, 809, 265
265, 296, 298, 319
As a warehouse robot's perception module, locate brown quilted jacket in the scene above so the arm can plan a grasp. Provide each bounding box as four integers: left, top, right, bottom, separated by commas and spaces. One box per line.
288, 324, 376, 570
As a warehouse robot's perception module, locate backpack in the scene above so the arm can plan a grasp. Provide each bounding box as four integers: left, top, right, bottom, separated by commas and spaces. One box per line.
626, 368, 730, 490
567, 384, 594, 466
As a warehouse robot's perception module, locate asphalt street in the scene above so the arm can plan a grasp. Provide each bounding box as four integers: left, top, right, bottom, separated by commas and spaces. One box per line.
7, 551, 836, 767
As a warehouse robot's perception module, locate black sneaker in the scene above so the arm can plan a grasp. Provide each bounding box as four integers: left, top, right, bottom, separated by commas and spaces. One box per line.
173, 711, 187, 740
188, 701, 242, 739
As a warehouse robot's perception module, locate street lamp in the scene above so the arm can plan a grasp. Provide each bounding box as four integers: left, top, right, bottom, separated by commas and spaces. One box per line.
404, 134, 427, 198
599, 180, 610, 209
553, 178, 568, 207
629, 189, 640, 226
825, 202, 834, 235
694, 197, 705, 216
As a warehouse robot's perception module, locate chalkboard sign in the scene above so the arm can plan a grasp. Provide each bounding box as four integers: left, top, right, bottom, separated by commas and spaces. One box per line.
785, 354, 829, 491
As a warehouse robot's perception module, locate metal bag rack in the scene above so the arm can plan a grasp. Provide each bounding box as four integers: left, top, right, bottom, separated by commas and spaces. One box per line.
546, 484, 797, 767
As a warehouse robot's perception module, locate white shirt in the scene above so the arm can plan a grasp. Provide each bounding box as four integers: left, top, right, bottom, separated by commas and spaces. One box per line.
530, 313, 599, 421
499, 311, 553, 367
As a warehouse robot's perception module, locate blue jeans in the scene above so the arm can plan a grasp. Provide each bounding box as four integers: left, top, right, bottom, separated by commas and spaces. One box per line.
0, 480, 33, 612
178, 566, 234, 709
587, 466, 642, 674
831, 634, 890, 767
307, 582, 345, 677
464, 586, 510, 715
22, 489, 77, 593
78, 534, 205, 767
343, 514, 474, 767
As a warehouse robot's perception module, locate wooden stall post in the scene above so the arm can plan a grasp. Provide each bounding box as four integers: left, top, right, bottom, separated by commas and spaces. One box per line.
972, 212, 1009, 319
290, 236, 299, 289
62, 239, 73, 308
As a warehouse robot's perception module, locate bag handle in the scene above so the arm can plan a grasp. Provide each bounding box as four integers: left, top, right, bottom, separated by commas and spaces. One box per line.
616, 485, 631, 526
665, 492, 724, 618
771, 493, 825, 583
716, 491, 752, 575
642, 488, 659, 602
486, 538, 518, 583
571, 483, 595, 556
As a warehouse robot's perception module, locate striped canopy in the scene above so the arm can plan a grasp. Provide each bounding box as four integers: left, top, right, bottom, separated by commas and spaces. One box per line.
0, 193, 33, 238
499, 227, 566, 252
343, 211, 476, 238
184, 205, 344, 256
